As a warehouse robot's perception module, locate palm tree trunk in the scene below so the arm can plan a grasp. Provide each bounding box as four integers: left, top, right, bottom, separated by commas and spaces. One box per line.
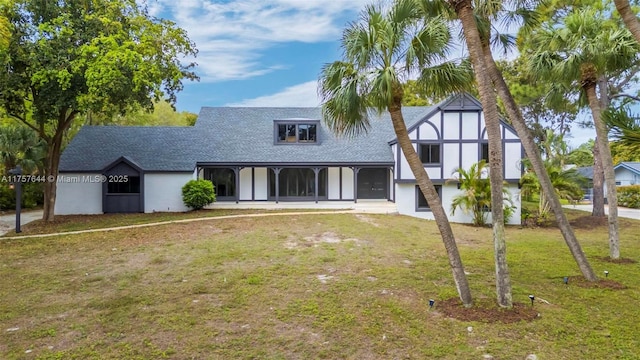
583, 80, 621, 259
481, 43, 598, 281
592, 141, 605, 217
450, 0, 511, 308
614, 0, 640, 44
388, 100, 473, 307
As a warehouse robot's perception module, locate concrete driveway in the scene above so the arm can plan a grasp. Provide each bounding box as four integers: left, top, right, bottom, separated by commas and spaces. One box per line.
0, 210, 43, 236
564, 204, 640, 220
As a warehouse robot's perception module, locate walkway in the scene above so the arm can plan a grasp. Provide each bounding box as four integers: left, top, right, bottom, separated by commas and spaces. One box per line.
1, 201, 398, 240
563, 204, 640, 220
0, 210, 44, 237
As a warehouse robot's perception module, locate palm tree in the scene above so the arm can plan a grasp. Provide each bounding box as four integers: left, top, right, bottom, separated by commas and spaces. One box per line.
614, 0, 640, 44
318, 0, 473, 306
0, 125, 46, 174
444, 0, 512, 307
520, 161, 586, 223
441, 0, 597, 280
448, 160, 515, 226
527, 8, 639, 259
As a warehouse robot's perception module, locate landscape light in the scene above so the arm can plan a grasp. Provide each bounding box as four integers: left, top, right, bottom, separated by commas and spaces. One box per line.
604, 270, 609, 278
428, 299, 435, 308
528, 294, 535, 306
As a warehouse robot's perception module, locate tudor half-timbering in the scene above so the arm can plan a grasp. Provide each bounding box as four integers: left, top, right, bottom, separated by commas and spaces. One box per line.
391, 94, 523, 224
56, 93, 523, 224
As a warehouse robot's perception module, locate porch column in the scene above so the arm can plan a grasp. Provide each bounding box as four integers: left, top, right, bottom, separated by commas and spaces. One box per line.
234, 167, 241, 204
313, 168, 321, 204
352, 167, 360, 203
273, 168, 281, 204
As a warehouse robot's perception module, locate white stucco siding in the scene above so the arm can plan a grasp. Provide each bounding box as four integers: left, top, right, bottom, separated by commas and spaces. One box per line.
239, 168, 252, 200
341, 167, 354, 199
504, 126, 519, 140
399, 143, 416, 179
395, 182, 521, 225
144, 172, 194, 213
460, 143, 478, 172
443, 143, 460, 177
443, 112, 459, 139
328, 167, 341, 200
504, 142, 523, 179
254, 168, 268, 200
419, 121, 439, 140
54, 173, 103, 215
462, 112, 480, 139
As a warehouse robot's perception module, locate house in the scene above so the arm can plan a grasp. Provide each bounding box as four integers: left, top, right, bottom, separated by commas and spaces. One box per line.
55, 93, 524, 224
575, 162, 640, 202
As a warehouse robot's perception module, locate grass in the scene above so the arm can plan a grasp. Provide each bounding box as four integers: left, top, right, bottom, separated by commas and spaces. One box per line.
2, 208, 338, 237
1, 210, 639, 359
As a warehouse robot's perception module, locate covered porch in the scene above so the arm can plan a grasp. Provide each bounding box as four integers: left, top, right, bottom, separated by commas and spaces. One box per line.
196, 164, 395, 204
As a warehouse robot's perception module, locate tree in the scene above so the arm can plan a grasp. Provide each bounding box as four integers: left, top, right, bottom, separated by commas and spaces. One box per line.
431, 0, 598, 280
443, 0, 512, 307
527, 8, 639, 259
448, 160, 515, 227
319, 0, 473, 307
614, 0, 640, 44
520, 161, 586, 224
0, 124, 45, 174
0, 0, 198, 221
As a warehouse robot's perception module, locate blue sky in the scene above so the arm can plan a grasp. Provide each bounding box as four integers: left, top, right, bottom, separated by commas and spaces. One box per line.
149, 0, 371, 112
149, 0, 596, 147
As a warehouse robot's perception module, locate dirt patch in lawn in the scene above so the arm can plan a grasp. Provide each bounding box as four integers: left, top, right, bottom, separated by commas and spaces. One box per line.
570, 215, 608, 229
437, 298, 540, 323
285, 232, 360, 249
595, 256, 637, 264
568, 276, 628, 289
354, 214, 379, 227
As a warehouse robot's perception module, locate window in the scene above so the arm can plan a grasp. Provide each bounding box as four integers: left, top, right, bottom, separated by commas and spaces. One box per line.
107, 176, 140, 194
419, 144, 440, 164
203, 168, 236, 199
269, 168, 327, 198
416, 185, 441, 211
276, 122, 318, 143
481, 143, 489, 162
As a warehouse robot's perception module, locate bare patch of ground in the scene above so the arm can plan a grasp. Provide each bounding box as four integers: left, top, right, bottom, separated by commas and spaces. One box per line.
596, 256, 637, 264
285, 232, 360, 249
568, 276, 628, 289
354, 214, 379, 227
569, 215, 608, 229
437, 298, 540, 323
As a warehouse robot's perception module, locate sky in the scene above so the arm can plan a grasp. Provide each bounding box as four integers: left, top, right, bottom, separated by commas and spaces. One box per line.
149, 0, 597, 147
148, 0, 371, 112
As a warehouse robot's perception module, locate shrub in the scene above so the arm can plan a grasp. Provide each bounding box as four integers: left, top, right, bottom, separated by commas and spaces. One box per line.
0, 181, 43, 211
618, 185, 640, 209
182, 179, 216, 210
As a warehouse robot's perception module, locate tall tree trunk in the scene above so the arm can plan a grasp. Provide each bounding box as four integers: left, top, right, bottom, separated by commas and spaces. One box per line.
42, 139, 62, 222
388, 99, 473, 308
481, 43, 598, 281
583, 76, 620, 259
614, 0, 640, 44
450, 0, 511, 308
592, 141, 605, 217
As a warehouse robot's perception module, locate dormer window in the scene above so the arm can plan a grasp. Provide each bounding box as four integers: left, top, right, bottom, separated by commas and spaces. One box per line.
275, 121, 319, 144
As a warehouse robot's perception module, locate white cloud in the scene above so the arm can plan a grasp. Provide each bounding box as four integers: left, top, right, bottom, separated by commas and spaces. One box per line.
225, 80, 321, 107
153, 0, 370, 82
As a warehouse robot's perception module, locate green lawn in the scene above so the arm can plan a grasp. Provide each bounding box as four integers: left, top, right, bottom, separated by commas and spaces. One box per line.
1, 210, 639, 359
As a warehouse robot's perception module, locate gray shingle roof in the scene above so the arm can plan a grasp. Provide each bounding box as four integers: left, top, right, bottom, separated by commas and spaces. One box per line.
615, 162, 640, 175
60, 107, 434, 171
60, 126, 201, 172
192, 107, 433, 165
